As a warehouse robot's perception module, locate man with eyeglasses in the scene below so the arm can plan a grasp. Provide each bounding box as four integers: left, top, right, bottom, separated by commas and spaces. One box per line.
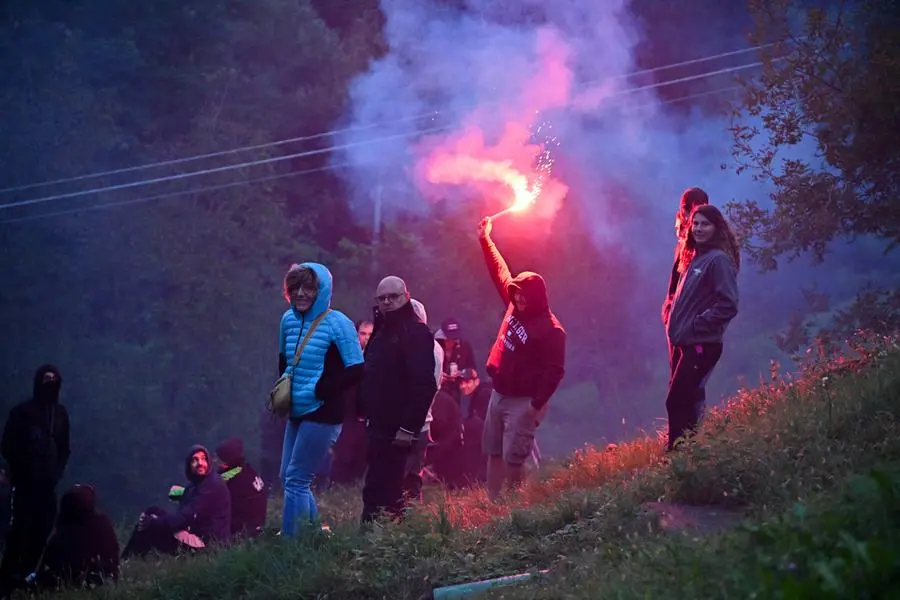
358, 276, 437, 526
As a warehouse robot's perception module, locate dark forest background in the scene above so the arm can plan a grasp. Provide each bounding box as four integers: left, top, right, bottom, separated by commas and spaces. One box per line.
1, 0, 897, 520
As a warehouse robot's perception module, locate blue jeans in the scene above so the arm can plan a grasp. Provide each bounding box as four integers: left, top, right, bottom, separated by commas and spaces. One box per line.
280, 420, 342, 536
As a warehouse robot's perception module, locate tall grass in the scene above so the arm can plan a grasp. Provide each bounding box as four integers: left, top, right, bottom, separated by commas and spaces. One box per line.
38, 332, 900, 600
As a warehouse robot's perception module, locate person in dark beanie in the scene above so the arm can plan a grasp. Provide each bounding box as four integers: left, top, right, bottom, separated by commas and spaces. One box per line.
0, 364, 71, 592
214, 436, 267, 539
31, 484, 119, 591
121, 445, 231, 558
477, 218, 566, 502
665, 204, 740, 451
435, 317, 477, 400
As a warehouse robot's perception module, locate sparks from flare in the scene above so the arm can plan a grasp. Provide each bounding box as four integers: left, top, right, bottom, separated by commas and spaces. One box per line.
425, 116, 561, 221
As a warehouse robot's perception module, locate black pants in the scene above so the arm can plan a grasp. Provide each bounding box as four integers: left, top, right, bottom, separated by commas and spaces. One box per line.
402, 433, 430, 503
331, 420, 368, 485
361, 436, 415, 523
0, 484, 57, 585
666, 343, 723, 451
120, 506, 192, 559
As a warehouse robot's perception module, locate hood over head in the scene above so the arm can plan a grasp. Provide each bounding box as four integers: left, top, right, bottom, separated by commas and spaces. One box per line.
215, 436, 245, 468
410, 298, 428, 324
32, 364, 62, 405
59, 484, 96, 525
184, 444, 211, 483
291, 262, 333, 320
508, 271, 550, 315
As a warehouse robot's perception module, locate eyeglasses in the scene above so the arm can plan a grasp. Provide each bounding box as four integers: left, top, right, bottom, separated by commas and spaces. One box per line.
289, 284, 317, 297
376, 293, 403, 303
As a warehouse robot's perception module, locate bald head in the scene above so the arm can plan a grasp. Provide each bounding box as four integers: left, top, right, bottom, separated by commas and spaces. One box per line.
376, 275, 409, 312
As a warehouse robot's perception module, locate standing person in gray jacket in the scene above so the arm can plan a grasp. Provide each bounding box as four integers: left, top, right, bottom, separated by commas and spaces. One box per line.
665, 204, 740, 452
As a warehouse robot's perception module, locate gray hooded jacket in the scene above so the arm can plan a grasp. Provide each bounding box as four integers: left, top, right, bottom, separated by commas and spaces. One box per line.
666, 248, 739, 346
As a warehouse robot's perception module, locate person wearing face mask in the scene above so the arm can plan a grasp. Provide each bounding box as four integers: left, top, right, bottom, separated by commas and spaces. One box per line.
121, 445, 231, 558
665, 204, 740, 452
0, 364, 71, 592
277, 263, 364, 536
477, 218, 566, 502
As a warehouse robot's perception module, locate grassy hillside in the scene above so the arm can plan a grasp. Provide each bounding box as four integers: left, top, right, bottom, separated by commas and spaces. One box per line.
36, 332, 900, 600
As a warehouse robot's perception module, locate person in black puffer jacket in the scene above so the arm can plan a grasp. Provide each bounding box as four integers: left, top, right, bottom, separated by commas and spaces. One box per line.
358, 276, 437, 524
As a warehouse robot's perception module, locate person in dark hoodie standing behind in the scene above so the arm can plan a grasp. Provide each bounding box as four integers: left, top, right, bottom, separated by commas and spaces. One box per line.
0, 364, 70, 591
661, 188, 710, 403
359, 276, 437, 524
662, 187, 710, 328
121, 445, 231, 558
665, 204, 740, 452
214, 437, 267, 539
477, 218, 566, 501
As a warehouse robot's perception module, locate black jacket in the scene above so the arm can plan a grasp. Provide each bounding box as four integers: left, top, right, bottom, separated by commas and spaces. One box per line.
35, 485, 119, 590
222, 464, 267, 538
359, 301, 438, 437
1, 365, 70, 487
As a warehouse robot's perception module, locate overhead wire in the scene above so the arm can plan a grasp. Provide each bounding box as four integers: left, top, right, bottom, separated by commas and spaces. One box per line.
0, 85, 743, 226
0, 40, 784, 196
0, 59, 767, 214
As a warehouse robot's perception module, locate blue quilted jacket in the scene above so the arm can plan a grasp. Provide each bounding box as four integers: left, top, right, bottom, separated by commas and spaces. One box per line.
278, 263, 364, 419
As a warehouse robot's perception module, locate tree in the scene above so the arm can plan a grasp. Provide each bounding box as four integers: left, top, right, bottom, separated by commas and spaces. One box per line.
726, 0, 900, 271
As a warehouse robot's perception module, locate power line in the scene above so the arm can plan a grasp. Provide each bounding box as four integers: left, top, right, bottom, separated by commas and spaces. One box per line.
0, 164, 352, 225
0, 41, 781, 195
0, 112, 439, 195
0, 124, 452, 211
0, 59, 762, 213
0, 86, 743, 226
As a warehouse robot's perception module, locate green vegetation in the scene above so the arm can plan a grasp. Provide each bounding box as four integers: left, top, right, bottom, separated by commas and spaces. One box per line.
28, 332, 898, 599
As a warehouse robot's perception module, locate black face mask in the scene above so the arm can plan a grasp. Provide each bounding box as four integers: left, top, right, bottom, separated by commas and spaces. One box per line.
36, 379, 61, 403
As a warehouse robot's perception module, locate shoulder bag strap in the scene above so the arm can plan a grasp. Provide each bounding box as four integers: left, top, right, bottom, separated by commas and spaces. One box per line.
289, 309, 332, 370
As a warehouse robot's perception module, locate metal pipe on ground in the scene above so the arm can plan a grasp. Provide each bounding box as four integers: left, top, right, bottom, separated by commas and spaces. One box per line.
419, 569, 550, 600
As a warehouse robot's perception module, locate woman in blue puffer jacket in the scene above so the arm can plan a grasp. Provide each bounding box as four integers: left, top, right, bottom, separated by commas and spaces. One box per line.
277, 263, 364, 536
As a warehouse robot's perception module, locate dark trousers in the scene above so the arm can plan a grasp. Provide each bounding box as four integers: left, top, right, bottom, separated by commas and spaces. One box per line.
402, 431, 430, 502
0, 484, 57, 585
331, 420, 368, 485
361, 436, 415, 523
120, 507, 191, 559
666, 342, 723, 451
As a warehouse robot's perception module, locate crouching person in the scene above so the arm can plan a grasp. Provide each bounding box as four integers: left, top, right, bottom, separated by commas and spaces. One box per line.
215, 437, 267, 539
30, 484, 119, 591
121, 445, 231, 559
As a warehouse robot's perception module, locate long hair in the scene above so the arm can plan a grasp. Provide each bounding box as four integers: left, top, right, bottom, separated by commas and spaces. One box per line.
674, 187, 710, 243
678, 204, 741, 273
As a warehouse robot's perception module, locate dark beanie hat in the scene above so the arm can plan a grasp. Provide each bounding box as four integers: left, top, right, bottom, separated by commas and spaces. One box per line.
215, 436, 246, 467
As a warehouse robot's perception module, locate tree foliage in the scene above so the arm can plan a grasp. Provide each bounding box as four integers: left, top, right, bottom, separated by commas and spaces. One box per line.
727, 0, 900, 270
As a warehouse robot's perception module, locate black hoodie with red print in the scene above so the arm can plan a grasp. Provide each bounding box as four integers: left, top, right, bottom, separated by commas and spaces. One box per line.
480, 236, 566, 411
